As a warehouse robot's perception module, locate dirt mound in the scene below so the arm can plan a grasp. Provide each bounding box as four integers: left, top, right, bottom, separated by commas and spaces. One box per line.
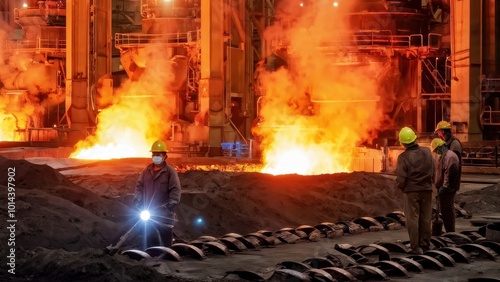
0, 158, 132, 256
455, 184, 500, 215
0, 188, 125, 252
69, 167, 404, 244
0, 156, 74, 189
172, 171, 403, 240
13, 247, 175, 282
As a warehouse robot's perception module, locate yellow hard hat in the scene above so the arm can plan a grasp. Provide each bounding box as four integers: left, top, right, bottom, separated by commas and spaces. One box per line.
150, 140, 168, 152
399, 126, 417, 144
431, 138, 446, 152
435, 120, 451, 132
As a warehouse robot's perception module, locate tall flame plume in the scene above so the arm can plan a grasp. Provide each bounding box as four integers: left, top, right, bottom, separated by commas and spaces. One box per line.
254, 0, 386, 175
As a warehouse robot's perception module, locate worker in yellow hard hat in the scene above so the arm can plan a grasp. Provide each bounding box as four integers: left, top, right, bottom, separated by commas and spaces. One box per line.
434, 120, 463, 164
431, 137, 460, 233
395, 126, 435, 254
133, 140, 181, 248
434, 119, 462, 193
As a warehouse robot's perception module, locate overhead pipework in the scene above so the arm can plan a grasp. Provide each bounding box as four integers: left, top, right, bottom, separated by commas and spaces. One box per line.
114, 0, 204, 151
0, 0, 67, 143
114, 0, 252, 157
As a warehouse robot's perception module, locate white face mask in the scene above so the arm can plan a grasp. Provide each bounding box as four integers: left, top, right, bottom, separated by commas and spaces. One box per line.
152, 156, 164, 165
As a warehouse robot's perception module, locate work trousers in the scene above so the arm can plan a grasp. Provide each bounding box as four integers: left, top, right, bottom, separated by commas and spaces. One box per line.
404, 191, 433, 252
146, 223, 174, 247
439, 192, 456, 233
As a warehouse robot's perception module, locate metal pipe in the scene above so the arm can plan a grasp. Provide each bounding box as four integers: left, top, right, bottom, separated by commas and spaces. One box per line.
449, 0, 456, 79
229, 117, 247, 144
256, 96, 263, 116
230, 0, 245, 45
310, 99, 380, 103
482, 0, 496, 76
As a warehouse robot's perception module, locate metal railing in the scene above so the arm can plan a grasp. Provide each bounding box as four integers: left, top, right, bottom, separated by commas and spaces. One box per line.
272, 31, 441, 52
482, 78, 500, 92
115, 30, 200, 48
5, 38, 66, 53
140, 4, 200, 19
428, 33, 442, 49
462, 145, 500, 168
422, 58, 448, 93
481, 105, 500, 126
480, 78, 500, 125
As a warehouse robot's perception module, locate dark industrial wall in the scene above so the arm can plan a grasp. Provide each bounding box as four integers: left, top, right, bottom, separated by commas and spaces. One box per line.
497, 0, 500, 75
483, 0, 499, 76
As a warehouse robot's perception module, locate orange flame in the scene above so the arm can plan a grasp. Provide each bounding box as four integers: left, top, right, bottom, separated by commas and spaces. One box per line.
68, 100, 157, 159
255, 1, 386, 175
70, 46, 178, 160
0, 111, 17, 141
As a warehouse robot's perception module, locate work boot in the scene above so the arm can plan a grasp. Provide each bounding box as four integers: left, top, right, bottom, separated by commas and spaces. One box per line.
409, 248, 422, 255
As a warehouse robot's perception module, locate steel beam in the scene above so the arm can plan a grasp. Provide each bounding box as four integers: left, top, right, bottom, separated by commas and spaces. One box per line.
450, 0, 482, 141
200, 0, 225, 155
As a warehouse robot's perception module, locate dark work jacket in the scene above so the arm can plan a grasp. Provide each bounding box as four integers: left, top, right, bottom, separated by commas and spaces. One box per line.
445, 135, 462, 190
435, 147, 460, 193
445, 135, 462, 165
134, 162, 181, 210
396, 144, 435, 193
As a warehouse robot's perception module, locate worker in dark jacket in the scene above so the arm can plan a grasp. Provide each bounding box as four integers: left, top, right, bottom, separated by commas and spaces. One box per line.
435, 120, 462, 189
133, 140, 181, 247
431, 138, 460, 233
396, 127, 435, 254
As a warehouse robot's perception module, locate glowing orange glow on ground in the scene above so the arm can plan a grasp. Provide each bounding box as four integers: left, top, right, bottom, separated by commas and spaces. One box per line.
255, 1, 386, 175
262, 139, 350, 175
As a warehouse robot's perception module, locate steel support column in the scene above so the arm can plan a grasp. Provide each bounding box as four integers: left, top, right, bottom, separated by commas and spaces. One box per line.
200, 0, 225, 156
450, 0, 482, 142
66, 0, 112, 144
66, 0, 91, 143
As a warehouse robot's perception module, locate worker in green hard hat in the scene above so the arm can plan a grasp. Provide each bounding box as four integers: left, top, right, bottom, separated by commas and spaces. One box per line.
431, 137, 460, 233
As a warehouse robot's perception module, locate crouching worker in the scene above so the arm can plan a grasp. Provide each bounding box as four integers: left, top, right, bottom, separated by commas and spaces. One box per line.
133, 140, 181, 247
431, 138, 460, 233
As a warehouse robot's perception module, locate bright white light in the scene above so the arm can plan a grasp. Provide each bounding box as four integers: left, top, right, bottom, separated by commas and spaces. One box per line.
333, 2, 339, 7
299, 2, 304, 7
22, 3, 28, 8
164, 0, 172, 2
140, 210, 151, 221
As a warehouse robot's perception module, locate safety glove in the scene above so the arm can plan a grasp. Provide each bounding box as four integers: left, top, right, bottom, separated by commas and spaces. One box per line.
438, 186, 447, 195
133, 198, 141, 208
166, 200, 178, 210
